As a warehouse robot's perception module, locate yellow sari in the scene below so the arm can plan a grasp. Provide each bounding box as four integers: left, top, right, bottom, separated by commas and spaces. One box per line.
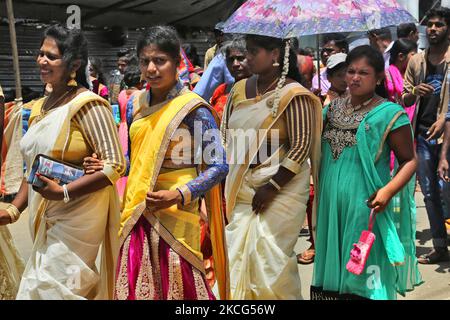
116, 88, 229, 300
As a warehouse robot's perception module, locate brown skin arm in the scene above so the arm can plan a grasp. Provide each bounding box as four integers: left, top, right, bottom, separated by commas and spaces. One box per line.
438, 121, 450, 182
252, 166, 296, 214
368, 125, 417, 213
403, 83, 435, 107
34, 171, 112, 201
0, 179, 28, 225
83, 153, 183, 211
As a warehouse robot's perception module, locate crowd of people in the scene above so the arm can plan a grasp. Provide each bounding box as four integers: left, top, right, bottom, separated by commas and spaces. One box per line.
0, 5, 449, 301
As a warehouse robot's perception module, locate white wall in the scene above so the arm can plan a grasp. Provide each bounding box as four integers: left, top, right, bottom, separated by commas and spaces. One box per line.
442, 0, 450, 8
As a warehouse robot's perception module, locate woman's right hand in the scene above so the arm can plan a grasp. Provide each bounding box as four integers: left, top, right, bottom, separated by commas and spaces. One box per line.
83, 153, 104, 174
0, 209, 12, 225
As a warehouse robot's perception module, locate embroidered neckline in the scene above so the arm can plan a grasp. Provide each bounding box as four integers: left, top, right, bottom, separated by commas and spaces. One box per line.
323, 96, 386, 159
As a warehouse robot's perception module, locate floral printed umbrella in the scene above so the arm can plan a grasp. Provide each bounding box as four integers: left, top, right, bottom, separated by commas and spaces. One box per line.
223, 0, 416, 39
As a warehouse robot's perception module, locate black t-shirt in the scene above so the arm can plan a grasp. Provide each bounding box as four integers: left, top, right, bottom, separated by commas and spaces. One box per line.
416, 58, 446, 136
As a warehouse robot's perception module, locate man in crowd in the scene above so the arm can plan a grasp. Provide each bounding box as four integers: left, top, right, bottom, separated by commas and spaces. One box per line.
397, 22, 420, 43
403, 7, 450, 264
437, 73, 450, 232
368, 27, 394, 68
311, 33, 349, 97
204, 22, 225, 70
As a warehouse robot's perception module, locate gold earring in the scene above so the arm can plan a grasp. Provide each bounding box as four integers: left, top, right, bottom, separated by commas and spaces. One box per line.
273, 61, 280, 67
67, 71, 77, 87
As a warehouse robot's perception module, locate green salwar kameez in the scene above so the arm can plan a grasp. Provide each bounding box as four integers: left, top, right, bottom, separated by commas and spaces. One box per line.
312, 99, 423, 300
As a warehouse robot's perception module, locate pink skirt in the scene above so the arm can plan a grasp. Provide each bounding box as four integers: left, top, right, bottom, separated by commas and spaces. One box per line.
115, 216, 215, 300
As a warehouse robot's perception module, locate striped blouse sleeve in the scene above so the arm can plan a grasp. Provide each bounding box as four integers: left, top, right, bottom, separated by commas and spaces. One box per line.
73, 102, 126, 184
282, 95, 314, 174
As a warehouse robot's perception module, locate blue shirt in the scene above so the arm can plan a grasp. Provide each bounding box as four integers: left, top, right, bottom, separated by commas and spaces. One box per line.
193, 53, 235, 101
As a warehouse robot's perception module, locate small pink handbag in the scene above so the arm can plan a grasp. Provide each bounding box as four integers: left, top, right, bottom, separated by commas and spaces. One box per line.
346, 209, 377, 275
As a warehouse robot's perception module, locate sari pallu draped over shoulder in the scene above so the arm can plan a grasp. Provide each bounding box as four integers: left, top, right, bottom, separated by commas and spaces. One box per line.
356, 102, 422, 295
118, 89, 230, 300
222, 80, 323, 299
18, 91, 121, 300
222, 81, 323, 232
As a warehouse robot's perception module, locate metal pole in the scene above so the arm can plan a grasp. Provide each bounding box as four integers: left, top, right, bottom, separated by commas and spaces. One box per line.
6, 0, 22, 100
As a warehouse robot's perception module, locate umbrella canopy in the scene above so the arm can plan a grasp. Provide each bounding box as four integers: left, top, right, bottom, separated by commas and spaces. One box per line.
223, 0, 417, 39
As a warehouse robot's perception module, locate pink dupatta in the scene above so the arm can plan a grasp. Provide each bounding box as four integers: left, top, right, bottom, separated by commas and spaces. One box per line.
385, 64, 415, 121
385, 64, 416, 171
116, 90, 132, 198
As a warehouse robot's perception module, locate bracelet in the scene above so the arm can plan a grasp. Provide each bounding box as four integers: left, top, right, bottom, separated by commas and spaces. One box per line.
62, 184, 70, 203
412, 87, 417, 95
5, 203, 20, 223
268, 178, 281, 191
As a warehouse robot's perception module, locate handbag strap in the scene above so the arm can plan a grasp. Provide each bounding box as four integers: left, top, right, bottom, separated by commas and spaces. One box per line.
368, 209, 376, 232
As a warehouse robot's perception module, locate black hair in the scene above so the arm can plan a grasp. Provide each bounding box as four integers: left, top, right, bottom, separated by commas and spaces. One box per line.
322, 33, 349, 53
397, 23, 418, 39
245, 34, 303, 85
137, 26, 181, 66
41, 25, 89, 89
389, 39, 417, 65
182, 43, 201, 67
117, 48, 130, 58
346, 45, 385, 74
123, 65, 142, 88
425, 6, 450, 27
89, 57, 107, 85
327, 62, 348, 78
369, 27, 392, 41
225, 37, 247, 58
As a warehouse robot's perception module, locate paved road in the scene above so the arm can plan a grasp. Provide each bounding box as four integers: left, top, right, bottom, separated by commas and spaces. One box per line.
7, 193, 450, 300
295, 194, 450, 300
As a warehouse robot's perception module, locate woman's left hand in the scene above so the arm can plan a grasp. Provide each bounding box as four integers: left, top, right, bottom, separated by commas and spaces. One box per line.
252, 183, 278, 214
367, 187, 393, 213
33, 174, 63, 201
146, 190, 182, 213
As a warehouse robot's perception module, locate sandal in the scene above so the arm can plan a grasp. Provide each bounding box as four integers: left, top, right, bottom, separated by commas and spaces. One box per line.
297, 248, 315, 265
418, 249, 450, 264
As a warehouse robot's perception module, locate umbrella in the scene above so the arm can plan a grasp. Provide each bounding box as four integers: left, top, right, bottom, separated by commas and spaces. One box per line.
223, 0, 417, 38
223, 0, 416, 90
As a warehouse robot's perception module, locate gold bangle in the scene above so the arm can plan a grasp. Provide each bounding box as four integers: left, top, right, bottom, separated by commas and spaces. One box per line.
412, 87, 416, 95
5, 204, 20, 223
269, 178, 281, 191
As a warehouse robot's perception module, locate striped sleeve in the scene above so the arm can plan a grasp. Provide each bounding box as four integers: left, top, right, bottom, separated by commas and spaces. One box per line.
282, 95, 313, 174
74, 102, 126, 184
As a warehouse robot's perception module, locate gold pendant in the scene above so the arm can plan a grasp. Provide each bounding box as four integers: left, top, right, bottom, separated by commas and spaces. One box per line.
255, 95, 261, 102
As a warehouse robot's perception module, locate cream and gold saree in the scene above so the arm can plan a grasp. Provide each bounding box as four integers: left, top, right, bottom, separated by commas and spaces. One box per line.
222, 80, 322, 300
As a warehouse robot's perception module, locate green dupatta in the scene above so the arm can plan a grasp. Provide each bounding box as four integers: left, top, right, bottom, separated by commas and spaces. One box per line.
355, 101, 423, 296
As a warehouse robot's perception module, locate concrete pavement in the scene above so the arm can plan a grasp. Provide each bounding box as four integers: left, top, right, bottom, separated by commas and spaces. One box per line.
6, 192, 450, 300
295, 193, 450, 300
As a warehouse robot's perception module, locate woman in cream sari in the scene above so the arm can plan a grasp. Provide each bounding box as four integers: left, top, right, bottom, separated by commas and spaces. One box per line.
221, 35, 323, 300
0, 85, 25, 300
0, 25, 125, 300
84, 26, 229, 300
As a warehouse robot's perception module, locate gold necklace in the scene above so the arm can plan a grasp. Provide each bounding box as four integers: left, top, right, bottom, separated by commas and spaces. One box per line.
345, 95, 378, 115
38, 87, 76, 121
255, 76, 279, 102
